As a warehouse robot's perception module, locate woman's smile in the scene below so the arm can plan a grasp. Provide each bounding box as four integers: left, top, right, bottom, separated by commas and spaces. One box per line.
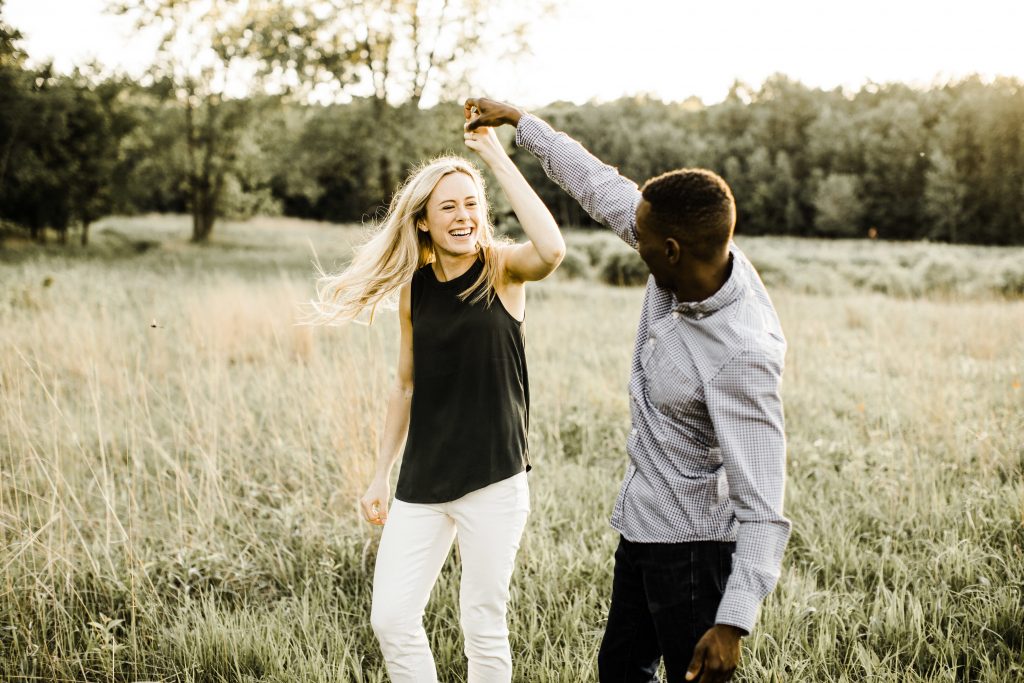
449, 225, 475, 239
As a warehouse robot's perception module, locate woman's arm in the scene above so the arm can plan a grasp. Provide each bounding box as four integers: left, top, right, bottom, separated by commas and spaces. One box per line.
466, 97, 642, 250
359, 282, 414, 525
464, 125, 565, 282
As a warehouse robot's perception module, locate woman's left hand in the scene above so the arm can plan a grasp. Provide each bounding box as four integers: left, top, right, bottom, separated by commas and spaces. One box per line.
463, 124, 507, 166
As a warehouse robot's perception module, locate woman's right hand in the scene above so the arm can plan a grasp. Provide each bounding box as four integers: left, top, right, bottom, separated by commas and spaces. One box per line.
360, 477, 390, 525
463, 124, 508, 168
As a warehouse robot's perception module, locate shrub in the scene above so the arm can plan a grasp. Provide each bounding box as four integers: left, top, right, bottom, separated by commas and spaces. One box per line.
563, 230, 619, 266
581, 235, 614, 266
999, 265, 1024, 297
913, 253, 968, 295
556, 248, 590, 279
747, 253, 790, 289
600, 249, 649, 286
494, 217, 525, 240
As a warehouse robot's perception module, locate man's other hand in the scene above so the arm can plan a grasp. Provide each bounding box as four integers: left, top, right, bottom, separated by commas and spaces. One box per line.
685, 624, 745, 682
464, 98, 524, 131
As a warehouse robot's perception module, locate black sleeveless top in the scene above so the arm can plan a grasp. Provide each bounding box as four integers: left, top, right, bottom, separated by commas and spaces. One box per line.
395, 257, 530, 504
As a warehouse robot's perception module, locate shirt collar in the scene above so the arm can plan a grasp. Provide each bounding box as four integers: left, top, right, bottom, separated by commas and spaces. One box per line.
671, 244, 744, 319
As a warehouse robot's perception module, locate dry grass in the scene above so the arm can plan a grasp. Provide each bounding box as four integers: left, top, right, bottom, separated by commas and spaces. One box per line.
1, 216, 1022, 682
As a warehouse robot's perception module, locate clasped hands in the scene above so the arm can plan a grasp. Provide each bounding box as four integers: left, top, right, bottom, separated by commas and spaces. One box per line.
462, 97, 525, 163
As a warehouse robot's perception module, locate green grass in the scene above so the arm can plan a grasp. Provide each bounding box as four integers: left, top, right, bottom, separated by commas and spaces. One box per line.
1, 216, 1022, 681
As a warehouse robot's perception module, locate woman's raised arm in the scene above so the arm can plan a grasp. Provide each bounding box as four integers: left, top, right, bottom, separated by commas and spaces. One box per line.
463, 125, 565, 282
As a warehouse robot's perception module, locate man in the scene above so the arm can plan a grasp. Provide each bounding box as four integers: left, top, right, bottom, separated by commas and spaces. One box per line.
465, 98, 791, 683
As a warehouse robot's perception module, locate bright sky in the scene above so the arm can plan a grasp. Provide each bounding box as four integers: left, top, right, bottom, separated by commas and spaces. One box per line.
6, 0, 1023, 107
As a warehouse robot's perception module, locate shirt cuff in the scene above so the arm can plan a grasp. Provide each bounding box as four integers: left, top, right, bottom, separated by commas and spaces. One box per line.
715, 589, 761, 635
514, 113, 554, 153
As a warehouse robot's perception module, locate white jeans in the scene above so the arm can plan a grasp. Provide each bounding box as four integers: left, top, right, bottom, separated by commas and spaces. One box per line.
370, 472, 530, 683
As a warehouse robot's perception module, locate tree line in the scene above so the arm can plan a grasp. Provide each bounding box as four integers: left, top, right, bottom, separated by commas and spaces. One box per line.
2, 1, 1022, 246
519, 77, 1024, 245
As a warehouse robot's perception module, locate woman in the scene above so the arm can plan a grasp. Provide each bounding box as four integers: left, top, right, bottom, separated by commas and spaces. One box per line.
309, 114, 564, 682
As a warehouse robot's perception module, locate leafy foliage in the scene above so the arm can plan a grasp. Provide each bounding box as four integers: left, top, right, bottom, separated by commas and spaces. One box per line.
2, 2, 1023, 246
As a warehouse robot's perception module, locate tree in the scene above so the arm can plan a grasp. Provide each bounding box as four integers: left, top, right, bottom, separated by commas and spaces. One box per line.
812, 172, 864, 237
0, 61, 135, 246
855, 89, 930, 240
744, 147, 790, 234
62, 72, 140, 245
966, 78, 1024, 244
923, 148, 966, 243
748, 74, 823, 181
109, 79, 190, 216
0, 57, 74, 242
234, 0, 539, 108
111, 0, 279, 242
238, 0, 545, 214
0, 0, 31, 214
112, 0, 541, 241
270, 98, 466, 223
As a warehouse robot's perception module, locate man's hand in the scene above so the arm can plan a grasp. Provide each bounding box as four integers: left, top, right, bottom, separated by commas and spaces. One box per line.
685, 624, 745, 682
464, 97, 524, 131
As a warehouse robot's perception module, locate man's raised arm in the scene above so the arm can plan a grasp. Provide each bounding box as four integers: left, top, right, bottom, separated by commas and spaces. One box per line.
465, 98, 641, 249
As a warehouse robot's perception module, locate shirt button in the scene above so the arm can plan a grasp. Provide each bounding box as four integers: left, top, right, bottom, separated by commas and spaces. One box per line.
648, 337, 655, 347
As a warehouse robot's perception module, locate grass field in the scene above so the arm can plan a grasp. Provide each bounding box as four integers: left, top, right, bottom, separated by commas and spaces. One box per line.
1, 216, 1022, 682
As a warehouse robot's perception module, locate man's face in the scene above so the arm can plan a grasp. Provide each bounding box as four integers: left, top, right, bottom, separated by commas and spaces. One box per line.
635, 199, 673, 288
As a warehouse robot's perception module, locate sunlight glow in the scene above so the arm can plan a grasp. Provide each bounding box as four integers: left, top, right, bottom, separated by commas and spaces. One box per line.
6, 0, 1022, 106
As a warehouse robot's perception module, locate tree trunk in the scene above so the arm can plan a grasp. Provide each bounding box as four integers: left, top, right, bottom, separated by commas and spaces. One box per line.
191, 181, 203, 242
80, 221, 90, 247
192, 211, 215, 243
190, 172, 221, 243
189, 88, 226, 243
191, 185, 216, 242
184, 81, 213, 243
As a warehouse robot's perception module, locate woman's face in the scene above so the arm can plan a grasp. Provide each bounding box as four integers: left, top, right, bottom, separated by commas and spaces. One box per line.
420, 172, 483, 257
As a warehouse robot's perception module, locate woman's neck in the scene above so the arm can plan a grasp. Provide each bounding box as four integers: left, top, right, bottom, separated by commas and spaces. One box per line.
432, 251, 478, 282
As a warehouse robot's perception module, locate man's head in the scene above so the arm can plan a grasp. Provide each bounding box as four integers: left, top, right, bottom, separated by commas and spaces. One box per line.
634, 169, 736, 288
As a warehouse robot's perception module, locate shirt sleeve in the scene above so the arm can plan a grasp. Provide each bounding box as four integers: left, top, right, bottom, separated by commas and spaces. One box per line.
515, 113, 641, 248
705, 347, 792, 634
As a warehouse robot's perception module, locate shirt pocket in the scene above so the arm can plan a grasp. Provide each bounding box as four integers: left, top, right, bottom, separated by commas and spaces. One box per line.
646, 342, 706, 422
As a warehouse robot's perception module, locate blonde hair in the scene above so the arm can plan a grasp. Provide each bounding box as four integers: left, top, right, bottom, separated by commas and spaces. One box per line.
306, 156, 507, 325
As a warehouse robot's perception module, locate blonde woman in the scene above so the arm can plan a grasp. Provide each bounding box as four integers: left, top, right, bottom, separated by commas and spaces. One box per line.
310, 111, 564, 682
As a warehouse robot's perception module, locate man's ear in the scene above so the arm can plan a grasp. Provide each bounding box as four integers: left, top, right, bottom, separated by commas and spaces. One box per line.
664, 237, 681, 264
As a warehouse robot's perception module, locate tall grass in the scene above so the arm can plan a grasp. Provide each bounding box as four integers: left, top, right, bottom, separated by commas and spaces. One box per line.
1, 216, 1021, 681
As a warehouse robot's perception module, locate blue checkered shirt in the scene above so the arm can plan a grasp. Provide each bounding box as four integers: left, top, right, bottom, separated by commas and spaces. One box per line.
516, 114, 791, 633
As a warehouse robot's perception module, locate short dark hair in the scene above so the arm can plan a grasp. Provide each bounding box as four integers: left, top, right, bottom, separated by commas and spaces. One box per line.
640, 169, 736, 261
